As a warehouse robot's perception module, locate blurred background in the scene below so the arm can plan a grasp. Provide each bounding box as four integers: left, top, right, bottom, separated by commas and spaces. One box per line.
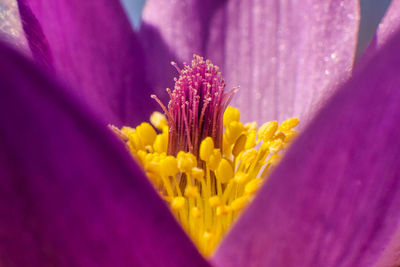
356, 0, 392, 57
0, 0, 395, 60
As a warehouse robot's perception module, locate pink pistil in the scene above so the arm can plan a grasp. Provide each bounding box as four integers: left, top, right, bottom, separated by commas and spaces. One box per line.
152, 55, 236, 156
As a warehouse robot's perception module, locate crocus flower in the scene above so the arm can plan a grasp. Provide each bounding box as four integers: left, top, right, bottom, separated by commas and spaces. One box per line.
1, 0, 400, 266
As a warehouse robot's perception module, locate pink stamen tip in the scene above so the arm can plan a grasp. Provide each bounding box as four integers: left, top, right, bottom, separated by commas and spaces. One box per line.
171, 61, 181, 74
153, 55, 235, 156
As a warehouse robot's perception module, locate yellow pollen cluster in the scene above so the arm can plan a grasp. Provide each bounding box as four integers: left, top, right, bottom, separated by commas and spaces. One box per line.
112, 107, 299, 256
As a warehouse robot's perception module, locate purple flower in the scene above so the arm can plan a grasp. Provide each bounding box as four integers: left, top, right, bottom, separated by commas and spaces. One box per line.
1, 0, 400, 266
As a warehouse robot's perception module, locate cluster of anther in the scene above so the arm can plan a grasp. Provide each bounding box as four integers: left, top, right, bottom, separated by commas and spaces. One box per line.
152, 55, 236, 156
112, 55, 299, 256
113, 109, 299, 256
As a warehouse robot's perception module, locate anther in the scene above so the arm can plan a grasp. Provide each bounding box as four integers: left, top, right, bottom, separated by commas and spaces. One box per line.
216, 158, 234, 184
171, 196, 186, 210
113, 55, 300, 257
278, 117, 300, 131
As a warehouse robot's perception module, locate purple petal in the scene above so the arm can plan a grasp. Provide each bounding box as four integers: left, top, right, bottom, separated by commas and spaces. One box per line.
142, 0, 360, 123
139, 1, 223, 98
17, 0, 157, 125
0, 41, 209, 267
142, 0, 223, 63
373, 224, 400, 267
213, 29, 400, 267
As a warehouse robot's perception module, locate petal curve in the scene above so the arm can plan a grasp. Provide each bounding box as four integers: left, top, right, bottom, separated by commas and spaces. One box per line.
0, 41, 209, 267
214, 29, 400, 267
17, 0, 157, 125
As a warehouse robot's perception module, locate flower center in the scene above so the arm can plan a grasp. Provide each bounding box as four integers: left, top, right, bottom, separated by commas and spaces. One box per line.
111, 55, 299, 256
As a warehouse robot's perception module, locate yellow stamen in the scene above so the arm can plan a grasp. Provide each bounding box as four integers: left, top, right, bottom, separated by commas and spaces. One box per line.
136, 122, 157, 147
216, 158, 234, 184
150, 111, 168, 130
199, 137, 214, 162
223, 106, 240, 127
113, 109, 299, 256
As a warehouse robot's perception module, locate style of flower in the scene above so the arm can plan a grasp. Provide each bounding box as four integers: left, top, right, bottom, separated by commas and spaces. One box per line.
1, 0, 400, 266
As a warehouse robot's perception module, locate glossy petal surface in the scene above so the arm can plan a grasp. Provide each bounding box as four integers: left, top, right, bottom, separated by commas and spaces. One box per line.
0, 42, 209, 267
142, 0, 360, 123
17, 0, 157, 125
214, 30, 400, 267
